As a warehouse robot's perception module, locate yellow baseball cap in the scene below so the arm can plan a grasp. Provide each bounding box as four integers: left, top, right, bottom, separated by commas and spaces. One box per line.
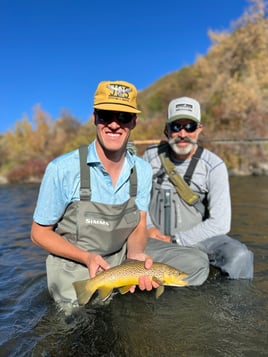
93, 80, 141, 114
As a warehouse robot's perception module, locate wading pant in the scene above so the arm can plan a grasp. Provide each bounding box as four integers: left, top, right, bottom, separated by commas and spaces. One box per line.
145, 238, 210, 286
194, 235, 254, 279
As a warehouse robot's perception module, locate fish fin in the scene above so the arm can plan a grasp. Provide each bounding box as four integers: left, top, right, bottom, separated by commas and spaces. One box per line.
98, 287, 114, 301
155, 285, 165, 299
118, 285, 133, 295
72, 280, 95, 305
152, 277, 162, 285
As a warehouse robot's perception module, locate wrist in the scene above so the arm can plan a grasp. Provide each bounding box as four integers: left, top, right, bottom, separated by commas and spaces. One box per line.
80, 250, 93, 266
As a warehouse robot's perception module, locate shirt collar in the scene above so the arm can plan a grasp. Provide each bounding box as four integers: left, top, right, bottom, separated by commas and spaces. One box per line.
87, 140, 135, 169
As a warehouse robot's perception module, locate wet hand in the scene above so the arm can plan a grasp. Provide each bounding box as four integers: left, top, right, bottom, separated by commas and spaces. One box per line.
85, 253, 110, 278
129, 256, 160, 293
138, 275, 159, 291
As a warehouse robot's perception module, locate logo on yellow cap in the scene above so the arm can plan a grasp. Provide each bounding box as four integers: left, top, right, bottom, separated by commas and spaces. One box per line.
107, 83, 132, 99
93, 80, 141, 113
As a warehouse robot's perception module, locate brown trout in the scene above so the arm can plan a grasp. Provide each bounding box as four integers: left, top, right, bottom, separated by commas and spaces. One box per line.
73, 260, 188, 305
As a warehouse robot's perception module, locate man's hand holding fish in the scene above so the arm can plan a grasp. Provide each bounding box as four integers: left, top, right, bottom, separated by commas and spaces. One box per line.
85, 251, 159, 294
127, 255, 160, 293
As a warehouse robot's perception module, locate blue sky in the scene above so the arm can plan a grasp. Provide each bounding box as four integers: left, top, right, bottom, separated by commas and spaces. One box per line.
0, 0, 249, 133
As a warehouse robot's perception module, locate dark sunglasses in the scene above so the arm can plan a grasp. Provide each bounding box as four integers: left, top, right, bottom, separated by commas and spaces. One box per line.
95, 110, 136, 125
169, 121, 198, 133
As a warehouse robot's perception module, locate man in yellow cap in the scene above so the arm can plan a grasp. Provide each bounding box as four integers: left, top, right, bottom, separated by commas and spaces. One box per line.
30, 81, 209, 310
30, 80, 159, 309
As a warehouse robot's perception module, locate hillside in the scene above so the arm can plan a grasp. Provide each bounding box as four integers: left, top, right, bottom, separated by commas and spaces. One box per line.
0, 0, 268, 184
132, 0, 268, 175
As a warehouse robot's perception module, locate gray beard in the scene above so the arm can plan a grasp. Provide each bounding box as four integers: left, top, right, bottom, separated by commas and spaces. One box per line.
168, 137, 197, 156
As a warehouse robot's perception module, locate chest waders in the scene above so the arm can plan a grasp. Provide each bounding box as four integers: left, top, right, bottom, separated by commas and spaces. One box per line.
46, 145, 140, 303
149, 142, 207, 239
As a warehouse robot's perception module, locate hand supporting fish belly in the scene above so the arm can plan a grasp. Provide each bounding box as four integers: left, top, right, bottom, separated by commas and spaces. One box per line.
72, 260, 188, 305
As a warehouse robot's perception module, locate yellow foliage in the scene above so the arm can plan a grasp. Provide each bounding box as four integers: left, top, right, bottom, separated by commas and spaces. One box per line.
1, 0, 268, 179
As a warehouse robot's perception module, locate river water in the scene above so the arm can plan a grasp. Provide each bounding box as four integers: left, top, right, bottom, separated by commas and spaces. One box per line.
0, 176, 267, 357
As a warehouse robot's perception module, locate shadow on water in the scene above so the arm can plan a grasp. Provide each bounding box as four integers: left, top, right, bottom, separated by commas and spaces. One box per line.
0, 177, 268, 356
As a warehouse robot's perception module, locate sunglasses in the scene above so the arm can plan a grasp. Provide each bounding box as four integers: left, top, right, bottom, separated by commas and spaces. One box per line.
169, 121, 198, 133
95, 110, 136, 125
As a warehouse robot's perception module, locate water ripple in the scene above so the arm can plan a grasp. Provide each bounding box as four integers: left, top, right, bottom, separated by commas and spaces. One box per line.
1, 179, 268, 356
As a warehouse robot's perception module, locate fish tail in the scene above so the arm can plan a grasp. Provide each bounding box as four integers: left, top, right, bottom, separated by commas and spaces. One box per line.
72, 280, 95, 305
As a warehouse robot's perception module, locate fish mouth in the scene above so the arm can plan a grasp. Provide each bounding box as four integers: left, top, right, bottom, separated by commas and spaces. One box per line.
167, 273, 189, 287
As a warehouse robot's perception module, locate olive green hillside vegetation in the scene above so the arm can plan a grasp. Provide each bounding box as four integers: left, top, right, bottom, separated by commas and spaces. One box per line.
0, 0, 268, 184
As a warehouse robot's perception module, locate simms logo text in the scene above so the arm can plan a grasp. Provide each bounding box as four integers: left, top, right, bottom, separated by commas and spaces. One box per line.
85, 218, 110, 226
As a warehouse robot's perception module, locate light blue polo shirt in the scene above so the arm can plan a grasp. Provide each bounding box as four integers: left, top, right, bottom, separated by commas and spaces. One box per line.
33, 141, 152, 225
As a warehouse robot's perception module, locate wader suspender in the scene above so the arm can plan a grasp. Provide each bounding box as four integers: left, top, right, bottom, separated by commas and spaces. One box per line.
158, 143, 205, 215
79, 145, 137, 201
183, 146, 204, 185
